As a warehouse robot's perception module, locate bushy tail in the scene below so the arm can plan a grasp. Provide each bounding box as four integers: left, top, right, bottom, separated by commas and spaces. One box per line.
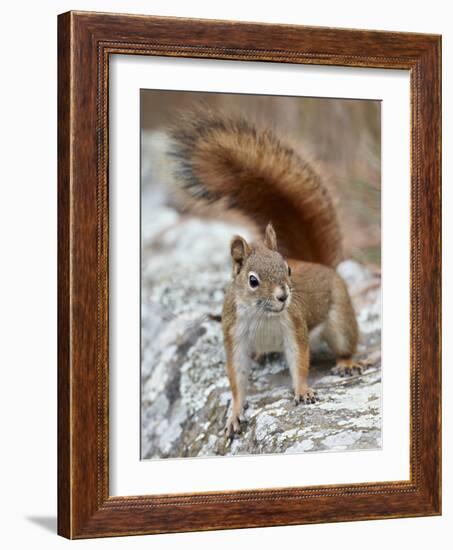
166, 108, 343, 267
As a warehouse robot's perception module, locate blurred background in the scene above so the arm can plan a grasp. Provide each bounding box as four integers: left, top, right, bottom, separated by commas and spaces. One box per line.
141, 90, 381, 266
140, 90, 382, 460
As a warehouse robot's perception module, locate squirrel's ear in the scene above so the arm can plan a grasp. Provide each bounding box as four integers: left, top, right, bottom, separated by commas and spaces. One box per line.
264, 222, 278, 251
231, 235, 251, 275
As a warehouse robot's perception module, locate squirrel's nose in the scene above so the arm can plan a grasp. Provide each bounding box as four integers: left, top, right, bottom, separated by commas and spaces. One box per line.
277, 291, 288, 303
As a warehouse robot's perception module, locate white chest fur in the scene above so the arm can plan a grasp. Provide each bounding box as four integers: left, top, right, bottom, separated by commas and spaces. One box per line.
234, 306, 291, 355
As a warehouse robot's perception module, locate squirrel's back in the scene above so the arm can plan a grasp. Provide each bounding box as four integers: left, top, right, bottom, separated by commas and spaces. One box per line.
167, 108, 343, 267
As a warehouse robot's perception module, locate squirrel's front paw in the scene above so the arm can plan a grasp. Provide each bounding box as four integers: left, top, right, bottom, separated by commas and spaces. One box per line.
294, 387, 318, 405
225, 413, 242, 438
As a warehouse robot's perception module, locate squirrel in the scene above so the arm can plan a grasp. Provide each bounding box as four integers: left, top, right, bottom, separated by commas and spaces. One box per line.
167, 108, 360, 437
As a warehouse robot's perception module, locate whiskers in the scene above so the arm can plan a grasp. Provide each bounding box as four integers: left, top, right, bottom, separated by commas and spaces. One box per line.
259, 294, 291, 314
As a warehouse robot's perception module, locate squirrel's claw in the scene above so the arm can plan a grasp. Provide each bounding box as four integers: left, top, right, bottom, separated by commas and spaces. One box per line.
332, 362, 363, 377
225, 414, 242, 438
294, 388, 318, 406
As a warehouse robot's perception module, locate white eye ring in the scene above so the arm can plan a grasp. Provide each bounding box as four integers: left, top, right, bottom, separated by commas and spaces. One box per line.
248, 272, 260, 290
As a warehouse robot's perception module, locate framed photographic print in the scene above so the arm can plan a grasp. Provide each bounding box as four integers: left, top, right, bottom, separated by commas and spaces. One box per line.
58, 11, 441, 538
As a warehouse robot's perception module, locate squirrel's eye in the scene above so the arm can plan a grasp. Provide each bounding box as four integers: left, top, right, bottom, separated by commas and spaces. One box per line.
249, 275, 259, 288
288, 266, 292, 276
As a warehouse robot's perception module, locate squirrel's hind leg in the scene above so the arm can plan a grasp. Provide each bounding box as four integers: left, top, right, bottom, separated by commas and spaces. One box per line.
331, 357, 363, 377
322, 281, 361, 377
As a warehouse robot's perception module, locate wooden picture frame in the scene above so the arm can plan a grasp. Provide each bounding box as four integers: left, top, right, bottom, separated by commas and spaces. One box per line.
57, 10, 441, 539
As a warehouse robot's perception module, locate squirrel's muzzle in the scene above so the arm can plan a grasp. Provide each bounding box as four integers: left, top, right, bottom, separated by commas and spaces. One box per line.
274, 286, 289, 304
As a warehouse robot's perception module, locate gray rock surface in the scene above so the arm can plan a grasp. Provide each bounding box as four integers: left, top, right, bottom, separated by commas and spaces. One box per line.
141, 200, 382, 459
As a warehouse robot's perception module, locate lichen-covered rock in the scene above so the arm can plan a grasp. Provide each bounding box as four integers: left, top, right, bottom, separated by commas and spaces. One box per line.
141, 200, 382, 459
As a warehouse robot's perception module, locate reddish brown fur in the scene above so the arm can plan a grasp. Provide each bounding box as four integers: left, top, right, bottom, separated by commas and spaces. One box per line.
168, 109, 343, 267
221, 225, 358, 435
167, 111, 358, 436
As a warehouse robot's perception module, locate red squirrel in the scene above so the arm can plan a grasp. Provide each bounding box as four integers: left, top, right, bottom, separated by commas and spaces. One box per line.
167, 109, 360, 436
